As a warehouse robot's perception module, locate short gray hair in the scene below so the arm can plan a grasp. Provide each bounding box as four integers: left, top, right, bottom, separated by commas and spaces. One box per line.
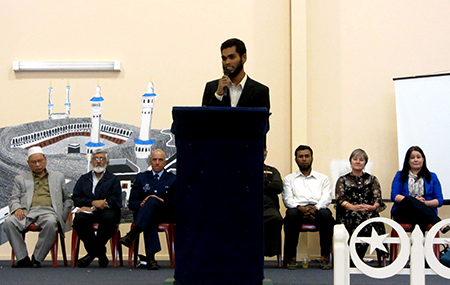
91, 149, 109, 163
349, 148, 368, 164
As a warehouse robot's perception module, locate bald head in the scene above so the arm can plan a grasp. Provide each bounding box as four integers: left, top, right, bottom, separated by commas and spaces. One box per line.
150, 149, 166, 173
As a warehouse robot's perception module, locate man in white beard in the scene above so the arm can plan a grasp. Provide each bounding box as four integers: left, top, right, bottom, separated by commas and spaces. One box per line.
72, 149, 122, 268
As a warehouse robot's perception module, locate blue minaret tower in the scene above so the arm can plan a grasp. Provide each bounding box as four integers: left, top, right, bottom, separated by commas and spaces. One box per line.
134, 81, 156, 171
86, 84, 105, 169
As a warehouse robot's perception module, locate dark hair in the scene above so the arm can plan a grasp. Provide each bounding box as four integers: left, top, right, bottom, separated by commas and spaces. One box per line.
294, 145, 313, 157
400, 146, 431, 183
221, 38, 247, 57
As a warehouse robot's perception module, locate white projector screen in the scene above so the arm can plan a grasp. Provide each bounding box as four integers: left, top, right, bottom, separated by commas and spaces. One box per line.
394, 73, 450, 202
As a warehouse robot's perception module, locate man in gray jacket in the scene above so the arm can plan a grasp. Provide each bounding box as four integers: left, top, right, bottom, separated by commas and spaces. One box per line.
3, 146, 73, 268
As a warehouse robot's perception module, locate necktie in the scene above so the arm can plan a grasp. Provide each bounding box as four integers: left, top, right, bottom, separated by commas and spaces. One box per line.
154, 173, 159, 180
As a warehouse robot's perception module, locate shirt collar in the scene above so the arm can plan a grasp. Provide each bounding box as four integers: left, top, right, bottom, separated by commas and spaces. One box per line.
92, 170, 105, 180
32, 169, 48, 179
231, 73, 248, 89
152, 170, 164, 177
295, 169, 315, 179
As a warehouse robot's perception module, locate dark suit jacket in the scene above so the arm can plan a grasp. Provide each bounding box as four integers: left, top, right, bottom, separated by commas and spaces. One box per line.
128, 170, 176, 212
72, 170, 122, 210
201, 76, 270, 111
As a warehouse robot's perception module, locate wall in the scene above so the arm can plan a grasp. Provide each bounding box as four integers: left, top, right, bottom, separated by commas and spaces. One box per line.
0, 0, 291, 260
296, 0, 450, 258
2, 0, 450, 261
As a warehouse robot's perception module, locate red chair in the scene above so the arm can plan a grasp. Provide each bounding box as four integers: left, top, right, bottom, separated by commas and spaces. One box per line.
127, 223, 175, 268
71, 223, 123, 267
11, 223, 67, 267
283, 223, 333, 266
390, 223, 440, 264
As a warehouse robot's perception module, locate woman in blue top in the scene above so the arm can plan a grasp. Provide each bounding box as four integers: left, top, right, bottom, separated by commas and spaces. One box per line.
391, 146, 449, 233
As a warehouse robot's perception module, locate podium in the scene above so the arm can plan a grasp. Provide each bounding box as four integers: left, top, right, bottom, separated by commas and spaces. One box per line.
171, 107, 269, 285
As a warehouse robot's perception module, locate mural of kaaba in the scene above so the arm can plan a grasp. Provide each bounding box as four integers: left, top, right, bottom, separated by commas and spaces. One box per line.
0, 81, 176, 241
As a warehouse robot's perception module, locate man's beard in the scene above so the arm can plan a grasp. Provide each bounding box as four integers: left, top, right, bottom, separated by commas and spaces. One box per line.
93, 165, 107, 173
298, 162, 312, 172
225, 58, 244, 79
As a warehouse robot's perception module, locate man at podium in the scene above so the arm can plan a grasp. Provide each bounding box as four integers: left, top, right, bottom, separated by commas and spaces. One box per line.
201, 38, 270, 111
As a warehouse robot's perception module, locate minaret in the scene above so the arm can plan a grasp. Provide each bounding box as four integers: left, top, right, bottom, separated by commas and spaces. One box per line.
86, 82, 105, 168
48, 82, 53, 119
48, 81, 71, 120
64, 80, 71, 116
134, 81, 157, 171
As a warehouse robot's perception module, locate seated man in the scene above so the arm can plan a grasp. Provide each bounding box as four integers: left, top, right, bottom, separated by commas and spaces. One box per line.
4, 146, 73, 268
282, 145, 335, 270
72, 149, 122, 267
263, 149, 283, 257
120, 149, 176, 270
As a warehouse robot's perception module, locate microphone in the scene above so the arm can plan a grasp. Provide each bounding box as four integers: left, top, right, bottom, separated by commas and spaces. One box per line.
223, 69, 231, 97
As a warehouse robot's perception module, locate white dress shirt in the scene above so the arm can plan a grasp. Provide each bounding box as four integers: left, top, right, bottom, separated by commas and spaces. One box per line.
214, 74, 248, 107
92, 171, 105, 194
282, 169, 332, 210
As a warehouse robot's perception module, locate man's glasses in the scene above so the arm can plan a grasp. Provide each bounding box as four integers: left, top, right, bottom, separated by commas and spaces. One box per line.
93, 157, 106, 162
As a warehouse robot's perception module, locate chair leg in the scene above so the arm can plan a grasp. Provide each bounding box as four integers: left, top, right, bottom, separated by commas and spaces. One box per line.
164, 224, 175, 268
390, 229, 399, 264
11, 249, 16, 266
128, 238, 134, 268
277, 254, 283, 268
127, 233, 140, 268
434, 232, 440, 259
60, 231, 68, 267
51, 235, 58, 267
117, 230, 123, 267
71, 228, 80, 268
110, 229, 119, 268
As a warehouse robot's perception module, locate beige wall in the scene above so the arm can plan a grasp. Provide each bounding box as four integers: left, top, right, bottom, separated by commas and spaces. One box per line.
295, 0, 450, 258
0, 0, 291, 260
1, 0, 450, 261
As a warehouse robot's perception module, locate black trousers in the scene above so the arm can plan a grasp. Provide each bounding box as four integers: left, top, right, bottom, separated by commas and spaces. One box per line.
72, 208, 121, 256
134, 197, 175, 255
264, 207, 283, 257
393, 195, 441, 232
283, 207, 335, 259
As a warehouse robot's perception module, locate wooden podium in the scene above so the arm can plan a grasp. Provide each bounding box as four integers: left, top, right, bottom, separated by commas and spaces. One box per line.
171, 107, 269, 285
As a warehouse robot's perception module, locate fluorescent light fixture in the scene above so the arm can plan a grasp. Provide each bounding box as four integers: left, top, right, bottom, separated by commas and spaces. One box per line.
12, 61, 121, 71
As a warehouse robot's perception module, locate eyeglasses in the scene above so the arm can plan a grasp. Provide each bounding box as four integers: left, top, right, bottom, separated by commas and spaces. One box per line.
29, 158, 45, 165
93, 157, 106, 162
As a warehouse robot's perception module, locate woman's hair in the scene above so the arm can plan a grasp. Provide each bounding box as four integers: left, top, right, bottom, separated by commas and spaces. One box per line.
400, 146, 431, 183
349, 148, 368, 165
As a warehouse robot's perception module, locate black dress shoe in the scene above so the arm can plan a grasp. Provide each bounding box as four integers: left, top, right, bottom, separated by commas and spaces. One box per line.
31, 255, 41, 268
442, 225, 450, 234
119, 234, 134, 248
98, 252, 109, 268
146, 259, 160, 270
77, 253, 95, 268
12, 256, 32, 268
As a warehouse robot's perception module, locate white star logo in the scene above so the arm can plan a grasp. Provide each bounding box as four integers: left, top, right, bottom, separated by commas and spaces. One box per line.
359, 228, 389, 255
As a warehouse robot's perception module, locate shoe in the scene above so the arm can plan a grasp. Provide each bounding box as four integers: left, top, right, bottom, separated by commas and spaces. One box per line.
441, 225, 450, 234
286, 258, 297, 270
31, 255, 41, 268
319, 258, 331, 270
77, 253, 95, 268
98, 252, 109, 268
119, 234, 134, 248
12, 256, 32, 268
146, 257, 160, 270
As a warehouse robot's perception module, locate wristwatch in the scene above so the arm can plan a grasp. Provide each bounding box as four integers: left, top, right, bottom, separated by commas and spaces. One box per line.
91, 206, 96, 211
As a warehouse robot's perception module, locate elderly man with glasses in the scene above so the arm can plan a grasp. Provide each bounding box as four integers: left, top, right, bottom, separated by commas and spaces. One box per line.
72, 149, 122, 268
4, 146, 73, 268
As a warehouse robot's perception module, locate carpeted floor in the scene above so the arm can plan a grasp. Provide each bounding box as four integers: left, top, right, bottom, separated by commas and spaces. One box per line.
0, 259, 447, 285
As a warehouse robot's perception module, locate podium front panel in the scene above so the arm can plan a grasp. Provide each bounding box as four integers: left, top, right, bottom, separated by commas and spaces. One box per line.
172, 107, 268, 285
